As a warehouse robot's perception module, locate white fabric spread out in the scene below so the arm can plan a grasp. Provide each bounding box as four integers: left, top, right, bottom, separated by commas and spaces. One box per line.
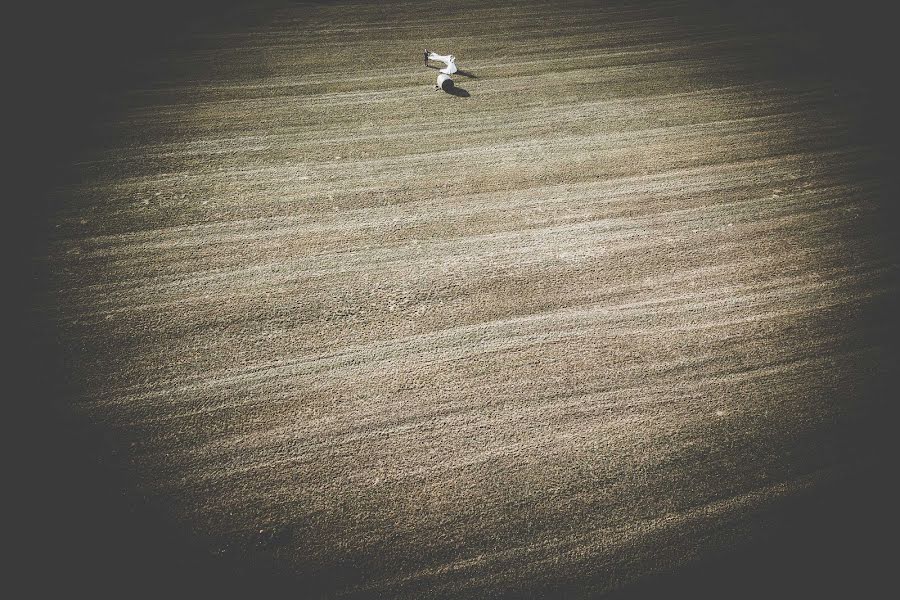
428, 52, 458, 74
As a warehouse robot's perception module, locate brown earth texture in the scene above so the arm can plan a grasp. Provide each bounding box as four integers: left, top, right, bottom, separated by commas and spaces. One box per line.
29, 0, 898, 597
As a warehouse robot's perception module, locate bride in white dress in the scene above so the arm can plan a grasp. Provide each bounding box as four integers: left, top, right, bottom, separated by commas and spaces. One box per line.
425, 49, 459, 91
424, 50, 458, 74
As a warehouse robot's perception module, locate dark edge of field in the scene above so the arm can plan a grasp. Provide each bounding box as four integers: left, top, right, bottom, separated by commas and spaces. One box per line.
17, 1, 898, 597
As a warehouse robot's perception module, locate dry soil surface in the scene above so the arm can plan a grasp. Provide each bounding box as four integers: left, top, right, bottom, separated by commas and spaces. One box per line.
34, 0, 897, 597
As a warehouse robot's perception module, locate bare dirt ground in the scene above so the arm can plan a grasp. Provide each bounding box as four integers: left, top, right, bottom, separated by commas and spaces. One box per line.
30, 0, 897, 597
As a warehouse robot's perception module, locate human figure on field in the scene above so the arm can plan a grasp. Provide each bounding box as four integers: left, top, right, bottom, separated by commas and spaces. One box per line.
424, 49, 458, 91
424, 49, 458, 74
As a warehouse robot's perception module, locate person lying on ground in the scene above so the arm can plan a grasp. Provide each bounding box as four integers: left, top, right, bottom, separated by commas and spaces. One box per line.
424, 49, 458, 74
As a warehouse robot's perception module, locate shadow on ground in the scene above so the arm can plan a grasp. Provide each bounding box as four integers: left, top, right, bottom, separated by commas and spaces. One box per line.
445, 85, 470, 97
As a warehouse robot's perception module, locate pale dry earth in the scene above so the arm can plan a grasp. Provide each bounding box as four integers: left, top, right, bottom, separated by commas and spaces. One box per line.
36, 0, 897, 597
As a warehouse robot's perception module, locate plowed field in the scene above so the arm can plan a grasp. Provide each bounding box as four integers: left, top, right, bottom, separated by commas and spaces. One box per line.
33, 0, 897, 597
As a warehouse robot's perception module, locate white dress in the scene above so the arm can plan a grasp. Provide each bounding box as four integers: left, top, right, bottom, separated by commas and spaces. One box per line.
428, 52, 458, 74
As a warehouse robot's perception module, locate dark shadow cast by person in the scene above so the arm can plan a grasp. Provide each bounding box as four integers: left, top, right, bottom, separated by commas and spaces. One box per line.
436, 77, 470, 97
445, 85, 470, 97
